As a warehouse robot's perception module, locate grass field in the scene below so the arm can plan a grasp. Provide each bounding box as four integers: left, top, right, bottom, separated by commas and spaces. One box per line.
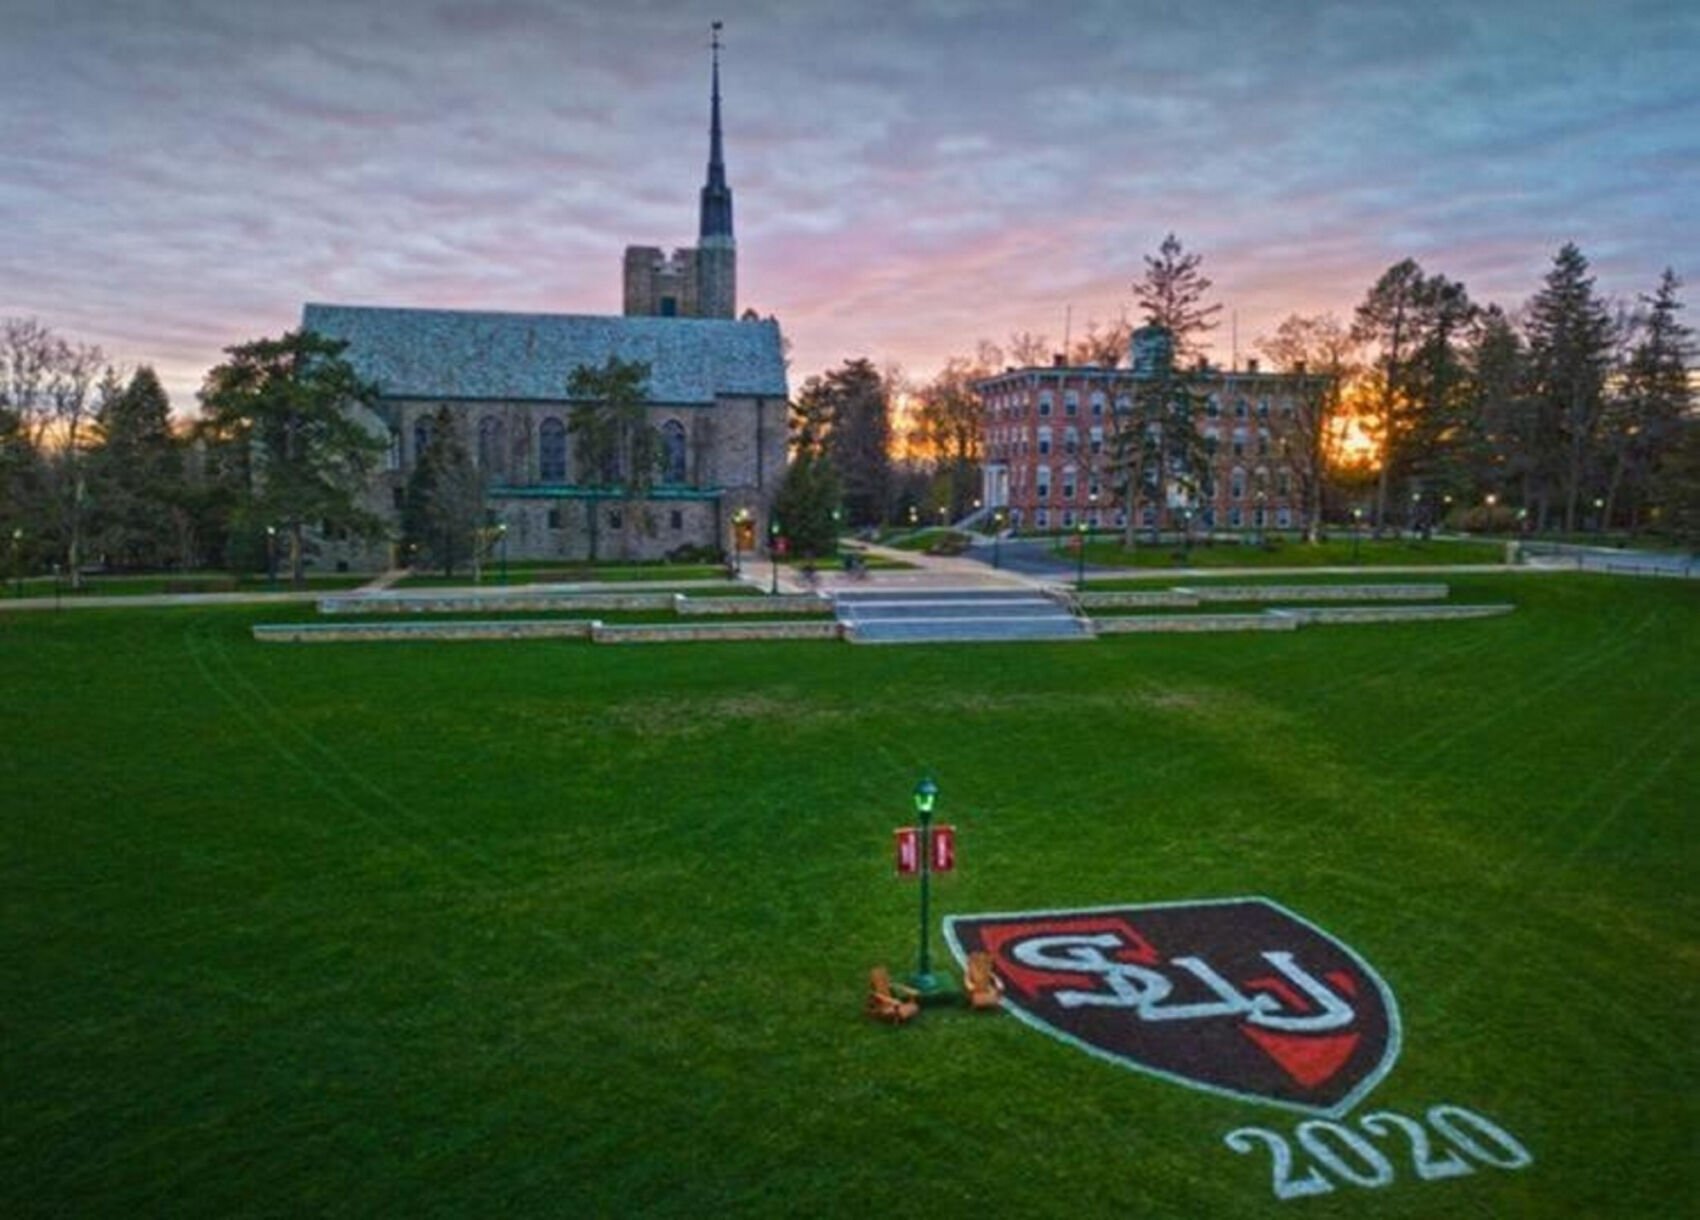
3, 573, 1696, 1217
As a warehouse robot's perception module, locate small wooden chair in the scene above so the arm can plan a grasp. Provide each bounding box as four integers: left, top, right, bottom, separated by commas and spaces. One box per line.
866, 967, 921, 1024
964, 951, 1005, 1011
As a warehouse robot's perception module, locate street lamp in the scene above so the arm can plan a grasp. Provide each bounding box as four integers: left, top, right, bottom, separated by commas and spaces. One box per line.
909, 775, 948, 1000
732, 507, 750, 574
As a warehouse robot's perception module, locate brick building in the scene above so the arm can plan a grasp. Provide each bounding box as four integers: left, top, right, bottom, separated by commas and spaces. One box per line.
303, 26, 784, 567
977, 330, 1327, 536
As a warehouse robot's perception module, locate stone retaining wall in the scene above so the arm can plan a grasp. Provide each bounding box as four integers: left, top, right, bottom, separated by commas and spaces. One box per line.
1077, 583, 1448, 609
674, 593, 828, 616
591, 620, 842, 644
1271, 603, 1513, 625
1092, 613, 1298, 634
1181, 583, 1449, 603
1087, 602, 1512, 635
255, 620, 597, 643
257, 617, 843, 644
320, 591, 677, 615
1077, 590, 1206, 609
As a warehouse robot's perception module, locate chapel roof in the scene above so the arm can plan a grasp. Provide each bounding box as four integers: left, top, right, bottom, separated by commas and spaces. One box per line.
301, 303, 787, 405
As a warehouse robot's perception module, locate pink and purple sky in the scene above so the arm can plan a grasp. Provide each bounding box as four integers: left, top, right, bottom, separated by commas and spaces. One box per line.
3, 0, 1696, 412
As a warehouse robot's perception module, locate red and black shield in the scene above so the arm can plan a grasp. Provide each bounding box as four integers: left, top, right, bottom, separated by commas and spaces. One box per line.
944, 898, 1401, 1116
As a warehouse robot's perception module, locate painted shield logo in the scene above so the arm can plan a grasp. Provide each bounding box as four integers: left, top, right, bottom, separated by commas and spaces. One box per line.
944, 898, 1401, 1117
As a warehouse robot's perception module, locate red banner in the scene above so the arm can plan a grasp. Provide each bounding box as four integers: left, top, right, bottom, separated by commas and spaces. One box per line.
931, 825, 956, 872
894, 827, 920, 875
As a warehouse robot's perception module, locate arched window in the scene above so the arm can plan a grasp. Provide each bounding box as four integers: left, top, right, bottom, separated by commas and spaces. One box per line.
539, 417, 567, 483
477, 415, 505, 474
659, 420, 687, 484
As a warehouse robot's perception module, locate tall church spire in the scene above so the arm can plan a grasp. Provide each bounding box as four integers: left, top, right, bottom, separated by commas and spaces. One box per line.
699, 20, 734, 243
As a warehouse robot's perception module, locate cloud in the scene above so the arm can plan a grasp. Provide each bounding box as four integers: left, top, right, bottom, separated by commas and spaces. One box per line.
0, 0, 1694, 409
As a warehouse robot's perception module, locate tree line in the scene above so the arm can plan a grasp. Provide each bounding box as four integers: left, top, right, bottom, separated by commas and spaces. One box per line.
778, 239, 1698, 553
5, 240, 1695, 585
0, 323, 682, 586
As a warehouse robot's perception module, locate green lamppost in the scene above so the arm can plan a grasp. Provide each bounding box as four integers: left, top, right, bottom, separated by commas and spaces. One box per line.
909, 775, 948, 999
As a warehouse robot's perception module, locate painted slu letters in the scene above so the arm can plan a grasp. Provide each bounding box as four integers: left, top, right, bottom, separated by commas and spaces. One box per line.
945, 898, 1402, 1117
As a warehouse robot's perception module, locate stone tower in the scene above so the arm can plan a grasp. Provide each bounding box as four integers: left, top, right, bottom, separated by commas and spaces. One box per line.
623, 23, 737, 319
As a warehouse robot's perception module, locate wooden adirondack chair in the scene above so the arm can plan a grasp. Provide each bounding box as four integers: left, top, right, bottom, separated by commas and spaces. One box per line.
866, 967, 920, 1024
964, 951, 1005, 1011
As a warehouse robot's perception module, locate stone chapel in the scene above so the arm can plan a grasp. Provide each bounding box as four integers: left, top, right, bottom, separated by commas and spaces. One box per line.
304, 24, 787, 567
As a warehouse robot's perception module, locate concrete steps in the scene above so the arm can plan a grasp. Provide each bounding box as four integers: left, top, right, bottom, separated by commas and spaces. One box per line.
834, 589, 1091, 644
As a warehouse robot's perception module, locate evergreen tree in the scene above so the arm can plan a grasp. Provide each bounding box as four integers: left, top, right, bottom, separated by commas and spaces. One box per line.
1524, 243, 1616, 532
1607, 269, 1693, 532
567, 355, 655, 561
199, 329, 385, 586
1352, 260, 1475, 527
1402, 273, 1477, 506
401, 406, 483, 576
1651, 417, 1700, 550
88, 366, 185, 569
796, 358, 892, 528
1466, 306, 1532, 511
1111, 234, 1219, 545
771, 451, 842, 559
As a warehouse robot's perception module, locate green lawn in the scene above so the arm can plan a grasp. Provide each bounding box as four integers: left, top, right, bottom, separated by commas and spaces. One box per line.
3, 573, 1695, 1217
